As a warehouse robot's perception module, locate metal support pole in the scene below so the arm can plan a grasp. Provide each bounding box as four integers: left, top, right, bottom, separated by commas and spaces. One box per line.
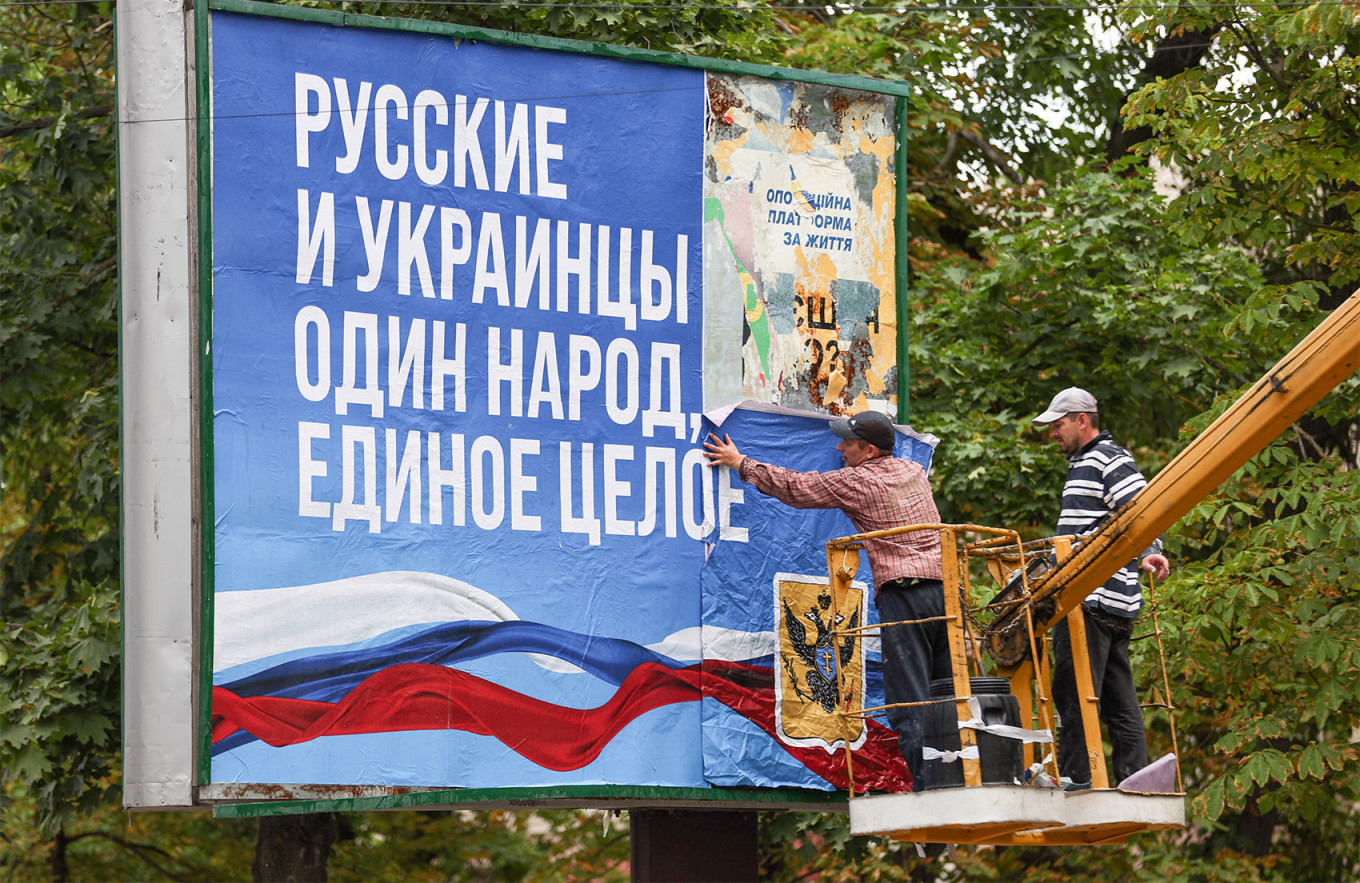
630, 810, 759, 882
940, 528, 981, 786
1065, 607, 1110, 789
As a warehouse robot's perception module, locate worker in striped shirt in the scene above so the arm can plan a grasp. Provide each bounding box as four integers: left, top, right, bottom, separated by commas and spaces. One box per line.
704, 410, 947, 791
1032, 387, 1171, 788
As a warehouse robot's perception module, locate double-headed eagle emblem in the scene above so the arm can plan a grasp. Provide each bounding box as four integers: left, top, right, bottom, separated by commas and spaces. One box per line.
775, 576, 865, 747
781, 588, 859, 714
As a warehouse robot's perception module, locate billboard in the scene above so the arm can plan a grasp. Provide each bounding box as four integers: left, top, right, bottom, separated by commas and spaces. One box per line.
190, 3, 915, 809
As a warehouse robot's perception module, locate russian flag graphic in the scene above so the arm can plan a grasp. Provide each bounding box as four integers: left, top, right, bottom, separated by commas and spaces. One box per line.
212, 571, 910, 792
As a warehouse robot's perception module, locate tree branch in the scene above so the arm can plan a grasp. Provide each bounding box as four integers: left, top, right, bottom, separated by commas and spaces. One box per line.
1228, 17, 1332, 124
1329, 61, 1360, 125
958, 130, 1023, 184
0, 105, 113, 140
62, 831, 189, 882
929, 129, 961, 180
1290, 423, 1329, 460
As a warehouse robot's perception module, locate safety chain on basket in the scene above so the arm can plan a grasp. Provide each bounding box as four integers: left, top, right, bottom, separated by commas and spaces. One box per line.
965, 588, 1029, 668
964, 538, 1061, 669
1133, 575, 1185, 793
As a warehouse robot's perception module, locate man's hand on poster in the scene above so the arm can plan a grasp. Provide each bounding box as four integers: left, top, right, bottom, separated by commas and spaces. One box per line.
703, 433, 743, 470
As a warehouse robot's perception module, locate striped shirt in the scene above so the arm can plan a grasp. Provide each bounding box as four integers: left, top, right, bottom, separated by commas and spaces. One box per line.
1058, 430, 1163, 620
738, 454, 944, 592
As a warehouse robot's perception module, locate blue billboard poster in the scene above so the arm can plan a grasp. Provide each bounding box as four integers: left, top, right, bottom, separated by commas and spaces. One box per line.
697, 403, 935, 793
203, 6, 913, 801
208, 11, 711, 788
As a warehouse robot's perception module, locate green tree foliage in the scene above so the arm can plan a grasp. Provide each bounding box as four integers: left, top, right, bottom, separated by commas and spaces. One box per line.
0, 0, 120, 840
780, 0, 1136, 175
301, 0, 785, 62
0, 785, 259, 882
779, 1, 1149, 250
0, 790, 632, 882
910, 165, 1265, 527
1151, 375, 1360, 881
1121, 2, 1360, 297
1108, 7, 1360, 873
327, 808, 630, 882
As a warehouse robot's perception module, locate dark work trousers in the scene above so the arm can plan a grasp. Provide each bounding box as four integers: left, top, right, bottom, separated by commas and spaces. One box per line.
1052, 608, 1149, 785
876, 577, 951, 792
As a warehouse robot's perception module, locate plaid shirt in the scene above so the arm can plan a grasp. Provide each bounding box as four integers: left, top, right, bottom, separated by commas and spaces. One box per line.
738, 454, 944, 591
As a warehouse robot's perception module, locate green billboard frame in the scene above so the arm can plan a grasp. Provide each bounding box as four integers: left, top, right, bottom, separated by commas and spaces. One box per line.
194, 0, 910, 817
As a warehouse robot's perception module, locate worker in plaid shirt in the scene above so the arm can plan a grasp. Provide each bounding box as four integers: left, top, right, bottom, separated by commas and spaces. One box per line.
704, 411, 947, 791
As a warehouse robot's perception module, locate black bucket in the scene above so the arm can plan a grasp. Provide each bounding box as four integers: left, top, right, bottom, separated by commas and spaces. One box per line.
921, 677, 1024, 790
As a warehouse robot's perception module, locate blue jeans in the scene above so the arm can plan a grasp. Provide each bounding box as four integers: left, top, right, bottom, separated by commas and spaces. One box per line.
876, 578, 951, 791
1052, 608, 1148, 785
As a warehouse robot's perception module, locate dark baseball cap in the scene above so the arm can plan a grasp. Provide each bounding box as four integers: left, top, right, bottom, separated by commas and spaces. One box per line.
830, 411, 897, 450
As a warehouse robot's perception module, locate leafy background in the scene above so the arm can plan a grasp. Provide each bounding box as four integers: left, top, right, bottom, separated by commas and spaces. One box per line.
2, 0, 1357, 879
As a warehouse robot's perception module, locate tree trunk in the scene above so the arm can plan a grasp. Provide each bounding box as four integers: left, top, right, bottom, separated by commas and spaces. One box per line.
51, 828, 69, 883
253, 813, 337, 883
1234, 795, 1280, 857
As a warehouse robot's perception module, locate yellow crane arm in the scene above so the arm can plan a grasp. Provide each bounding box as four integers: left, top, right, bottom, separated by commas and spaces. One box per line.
986, 288, 1360, 647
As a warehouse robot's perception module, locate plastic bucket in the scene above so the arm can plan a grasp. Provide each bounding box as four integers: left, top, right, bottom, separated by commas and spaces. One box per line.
922, 676, 1024, 790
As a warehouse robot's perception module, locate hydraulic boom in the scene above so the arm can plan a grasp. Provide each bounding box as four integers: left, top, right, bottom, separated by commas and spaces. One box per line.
985, 289, 1360, 665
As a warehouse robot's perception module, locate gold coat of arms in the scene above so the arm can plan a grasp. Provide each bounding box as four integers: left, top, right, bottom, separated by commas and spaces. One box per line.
774, 574, 866, 750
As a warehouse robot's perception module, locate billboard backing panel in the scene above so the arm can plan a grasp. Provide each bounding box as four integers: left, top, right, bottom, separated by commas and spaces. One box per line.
200, 5, 912, 806
703, 76, 899, 412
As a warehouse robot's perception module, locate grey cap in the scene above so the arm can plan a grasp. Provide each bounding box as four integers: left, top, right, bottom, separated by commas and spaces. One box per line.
1033, 387, 1099, 425
830, 410, 897, 450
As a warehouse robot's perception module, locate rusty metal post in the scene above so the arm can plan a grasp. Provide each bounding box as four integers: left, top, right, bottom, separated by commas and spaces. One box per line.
939, 528, 981, 787
1064, 607, 1110, 790
630, 810, 758, 882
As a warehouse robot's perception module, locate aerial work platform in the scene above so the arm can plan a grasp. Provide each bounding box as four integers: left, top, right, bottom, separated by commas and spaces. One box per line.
825, 525, 1186, 847
850, 781, 1185, 846
825, 291, 1360, 846
849, 785, 1065, 844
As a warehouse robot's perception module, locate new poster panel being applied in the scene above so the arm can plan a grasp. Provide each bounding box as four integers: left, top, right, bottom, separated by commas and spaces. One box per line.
697, 76, 915, 794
